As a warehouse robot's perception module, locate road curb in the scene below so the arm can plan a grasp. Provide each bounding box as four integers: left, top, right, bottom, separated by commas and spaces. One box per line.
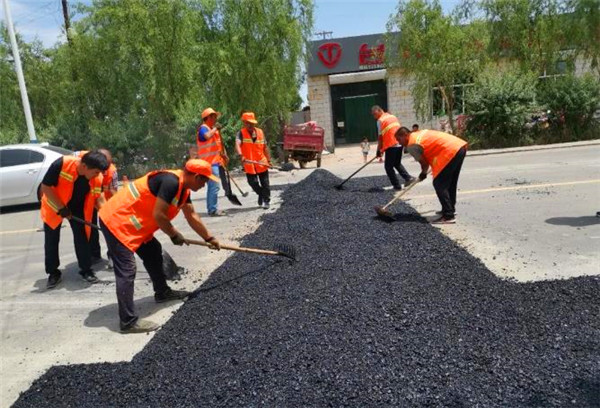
468, 139, 600, 157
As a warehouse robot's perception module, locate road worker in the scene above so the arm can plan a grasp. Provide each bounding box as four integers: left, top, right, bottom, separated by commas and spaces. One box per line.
74, 149, 118, 264
371, 105, 415, 190
395, 127, 467, 224
236, 111, 272, 209
196, 107, 229, 216
41, 151, 109, 288
98, 159, 221, 333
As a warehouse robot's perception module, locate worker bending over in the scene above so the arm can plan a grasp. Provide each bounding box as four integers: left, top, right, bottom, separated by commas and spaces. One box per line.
98, 159, 221, 333
395, 127, 467, 224
371, 105, 415, 190
41, 151, 109, 288
236, 111, 272, 209
74, 149, 118, 265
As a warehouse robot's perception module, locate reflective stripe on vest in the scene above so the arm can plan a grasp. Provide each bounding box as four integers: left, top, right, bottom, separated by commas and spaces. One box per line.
378, 113, 401, 152
240, 127, 268, 175
196, 124, 223, 165
40, 156, 103, 239
408, 130, 467, 178
99, 170, 190, 252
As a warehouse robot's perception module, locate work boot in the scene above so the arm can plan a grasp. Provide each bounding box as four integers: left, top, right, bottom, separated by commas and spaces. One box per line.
393, 185, 403, 191
120, 319, 160, 334
262, 201, 270, 209
79, 270, 99, 283
154, 288, 191, 303
404, 177, 417, 187
46, 270, 62, 289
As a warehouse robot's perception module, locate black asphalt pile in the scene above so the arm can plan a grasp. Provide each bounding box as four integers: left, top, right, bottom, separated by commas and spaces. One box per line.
14, 170, 600, 407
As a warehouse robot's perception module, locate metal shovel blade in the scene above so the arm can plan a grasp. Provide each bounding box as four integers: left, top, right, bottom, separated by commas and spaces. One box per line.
226, 194, 243, 206
374, 205, 395, 221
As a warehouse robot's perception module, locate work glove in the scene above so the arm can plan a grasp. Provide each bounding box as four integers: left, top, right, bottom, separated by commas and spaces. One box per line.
57, 207, 72, 219
170, 231, 188, 246
376, 150, 382, 158
215, 122, 223, 130
418, 172, 428, 181
205, 236, 221, 251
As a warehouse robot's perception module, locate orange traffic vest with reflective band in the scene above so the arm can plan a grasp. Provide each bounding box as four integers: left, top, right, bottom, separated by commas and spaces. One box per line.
408, 130, 467, 179
98, 170, 190, 252
196, 124, 224, 166
378, 113, 401, 152
74, 150, 117, 200
240, 127, 268, 174
40, 156, 103, 238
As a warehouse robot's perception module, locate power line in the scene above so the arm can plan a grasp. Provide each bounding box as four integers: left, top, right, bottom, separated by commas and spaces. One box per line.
314, 30, 333, 40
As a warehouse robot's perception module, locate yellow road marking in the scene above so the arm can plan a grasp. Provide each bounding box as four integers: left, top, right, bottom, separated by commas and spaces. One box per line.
0, 225, 65, 236
409, 179, 600, 199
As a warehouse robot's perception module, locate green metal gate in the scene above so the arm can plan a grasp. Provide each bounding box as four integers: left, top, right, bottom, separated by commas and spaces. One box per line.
343, 94, 378, 144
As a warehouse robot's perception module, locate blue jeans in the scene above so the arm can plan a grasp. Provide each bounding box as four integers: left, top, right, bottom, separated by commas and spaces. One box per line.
207, 164, 221, 214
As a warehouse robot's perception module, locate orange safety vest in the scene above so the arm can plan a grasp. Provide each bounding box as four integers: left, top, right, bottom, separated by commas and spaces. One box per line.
98, 170, 190, 252
196, 124, 224, 166
40, 156, 103, 238
378, 113, 401, 152
74, 150, 117, 200
408, 130, 468, 178
240, 127, 269, 174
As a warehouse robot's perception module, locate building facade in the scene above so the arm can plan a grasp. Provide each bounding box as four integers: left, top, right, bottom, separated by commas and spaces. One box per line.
307, 33, 419, 150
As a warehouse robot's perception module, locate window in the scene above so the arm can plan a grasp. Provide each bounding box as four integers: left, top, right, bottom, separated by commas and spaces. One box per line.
0, 149, 45, 168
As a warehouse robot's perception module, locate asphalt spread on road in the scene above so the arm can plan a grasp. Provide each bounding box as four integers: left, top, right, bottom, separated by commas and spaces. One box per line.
13, 170, 600, 407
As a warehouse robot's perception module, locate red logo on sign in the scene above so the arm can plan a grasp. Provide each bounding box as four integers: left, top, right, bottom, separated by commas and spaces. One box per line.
318, 42, 342, 68
359, 43, 385, 66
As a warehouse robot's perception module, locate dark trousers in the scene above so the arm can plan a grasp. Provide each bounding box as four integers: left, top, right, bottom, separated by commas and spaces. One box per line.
89, 209, 101, 258
44, 219, 92, 274
433, 147, 467, 219
218, 166, 233, 197
384, 146, 412, 188
246, 171, 270, 203
99, 218, 169, 329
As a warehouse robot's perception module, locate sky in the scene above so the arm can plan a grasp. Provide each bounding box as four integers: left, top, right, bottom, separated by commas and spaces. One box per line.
1, 0, 462, 103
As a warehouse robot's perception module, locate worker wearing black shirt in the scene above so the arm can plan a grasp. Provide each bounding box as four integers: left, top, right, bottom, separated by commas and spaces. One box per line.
98, 160, 221, 333
41, 151, 109, 289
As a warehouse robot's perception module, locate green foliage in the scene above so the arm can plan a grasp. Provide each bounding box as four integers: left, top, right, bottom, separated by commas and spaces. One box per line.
1, 0, 313, 176
464, 66, 537, 148
537, 74, 600, 141
387, 0, 488, 133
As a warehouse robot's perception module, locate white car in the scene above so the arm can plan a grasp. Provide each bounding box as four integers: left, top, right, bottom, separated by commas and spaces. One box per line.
0, 143, 73, 207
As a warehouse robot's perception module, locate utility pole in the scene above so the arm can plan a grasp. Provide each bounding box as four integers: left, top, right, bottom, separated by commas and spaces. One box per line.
2, 0, 37, 142
61, 0, 72, 46
314, 30, 333, 40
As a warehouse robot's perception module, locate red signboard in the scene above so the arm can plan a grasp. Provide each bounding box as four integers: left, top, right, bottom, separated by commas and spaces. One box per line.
317, 42, 342, 68
359, 43, 385, 66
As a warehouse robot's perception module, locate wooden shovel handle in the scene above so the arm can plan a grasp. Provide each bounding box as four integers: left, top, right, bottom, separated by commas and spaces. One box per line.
185, 238, 280, 256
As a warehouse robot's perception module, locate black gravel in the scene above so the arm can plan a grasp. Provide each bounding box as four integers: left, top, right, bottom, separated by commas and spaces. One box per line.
14, 170, 600, 407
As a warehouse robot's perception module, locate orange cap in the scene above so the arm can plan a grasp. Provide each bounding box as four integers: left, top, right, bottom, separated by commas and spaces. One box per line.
241, 112, 258, 124
185, 159, 220, 182
201, 108, 221, 120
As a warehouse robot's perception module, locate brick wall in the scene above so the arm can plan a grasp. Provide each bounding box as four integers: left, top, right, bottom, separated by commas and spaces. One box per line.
307, 75, 335, 150
386, 69, 419, 129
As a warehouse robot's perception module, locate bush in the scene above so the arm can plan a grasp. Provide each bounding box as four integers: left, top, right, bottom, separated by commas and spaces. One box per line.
464, 67, 537, 148
536, 74, 600, 143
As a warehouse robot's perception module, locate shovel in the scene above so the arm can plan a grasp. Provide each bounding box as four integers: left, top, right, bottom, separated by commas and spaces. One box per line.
220, 167, 243, 206
335, 156, 378, 190
243, 159, 285, 171
224, 167, 249, 197
185, 238, 297, 261
374, 179, 421, 221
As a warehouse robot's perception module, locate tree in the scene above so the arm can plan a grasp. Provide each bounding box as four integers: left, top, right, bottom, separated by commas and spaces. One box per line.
387, 0, 488, 133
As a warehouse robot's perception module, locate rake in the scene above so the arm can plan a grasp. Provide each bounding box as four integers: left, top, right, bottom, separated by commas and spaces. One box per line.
374, 179, 421, 221
185, 238, 297, 261
335, 156, 378, 190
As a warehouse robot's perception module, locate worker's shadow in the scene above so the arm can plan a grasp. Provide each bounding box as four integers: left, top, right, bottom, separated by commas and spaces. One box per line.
545, 216, 600, 228
30, 261, 113, 294
219, 206, 271, 216
84, 296, 180, 333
